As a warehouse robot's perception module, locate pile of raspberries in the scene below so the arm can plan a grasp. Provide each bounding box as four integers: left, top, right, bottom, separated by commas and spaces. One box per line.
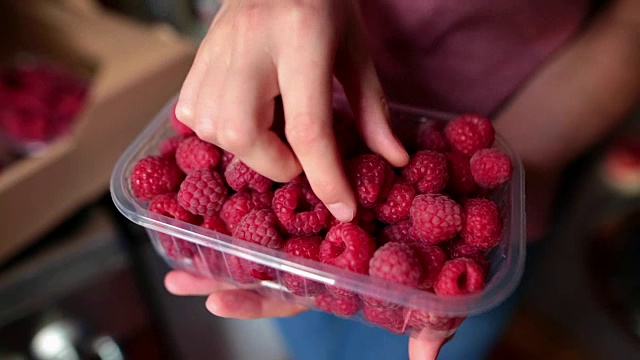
129, 107, 513, 334
0, 61, 87, 145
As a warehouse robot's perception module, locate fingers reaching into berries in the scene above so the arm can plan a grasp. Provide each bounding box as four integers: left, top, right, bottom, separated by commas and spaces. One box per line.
173, 0, 408, 223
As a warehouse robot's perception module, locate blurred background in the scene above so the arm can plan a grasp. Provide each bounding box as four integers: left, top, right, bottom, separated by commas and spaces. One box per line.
0, 1, 638, 359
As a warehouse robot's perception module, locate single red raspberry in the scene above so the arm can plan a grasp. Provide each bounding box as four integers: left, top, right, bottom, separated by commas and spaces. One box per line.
417, 120, 449, 152
470, 148, 513, 189
201, 214, 230, 235
225, 254, 275, 283
250, 190, 273, 209
220, 192, 254, 231
131, 155, 184, 201
224, 158, 273, 193
445, 152, 477, 197
444, 114, 495, 156
405, 308, 463, 332
369, 242, 422, 287
159, 135, 184, 158
319, 223, 376, 274
149, 194, 201, 260
220, 150, 234, 171
273, 182, 329, 236
410, 243, 447, 290
316, 292, 362, 317
178, 169, 228, 216
158, 235, 197, 259
148, 193, 201, 224
433, 258, 485, 296
379, 220, 417, 245
362, 305, 407, 334
461, 198, 502, 250
446, 238, 491, 276
401, 150, 449, 194
282, 236, 324, 296
175, 136, 221, 174
349, 154, 395, 208
410, 194, 462, 244
364, 242, 422, 308
374, 182, 416, 224
232, 209, 283, 249
170, 105, 195, 136
220, 191, 273, 232
199, 246, 223, 276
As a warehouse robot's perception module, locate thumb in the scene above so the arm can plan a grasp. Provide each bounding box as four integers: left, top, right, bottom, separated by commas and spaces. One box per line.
408, 336, 446, 360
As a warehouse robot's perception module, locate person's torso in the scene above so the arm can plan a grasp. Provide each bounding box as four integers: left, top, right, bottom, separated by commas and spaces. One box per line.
359, 0, 591, 115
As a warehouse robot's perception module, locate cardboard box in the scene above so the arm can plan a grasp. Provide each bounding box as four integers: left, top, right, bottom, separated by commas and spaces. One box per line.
0, 0, 196, 264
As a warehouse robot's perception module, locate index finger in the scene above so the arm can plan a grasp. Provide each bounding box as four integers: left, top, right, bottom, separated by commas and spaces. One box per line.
278, 54, 357, 223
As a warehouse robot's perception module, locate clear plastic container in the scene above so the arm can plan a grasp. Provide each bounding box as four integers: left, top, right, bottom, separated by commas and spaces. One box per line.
110, 96, 526, 340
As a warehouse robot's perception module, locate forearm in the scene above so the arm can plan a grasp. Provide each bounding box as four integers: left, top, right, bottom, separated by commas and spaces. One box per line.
494, 0, 640, 173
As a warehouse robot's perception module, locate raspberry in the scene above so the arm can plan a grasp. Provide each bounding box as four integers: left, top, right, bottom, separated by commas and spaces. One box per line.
250, 190, 273, 209
362, 305, 406, 334
364, 242, 422, 308
171, 105, 195, 136
374, 182, 416, 224
401, 151, 449, 194
131, 155, 183, 201
461, 198, 501, 250
225, 254, 275, 283
369, 242, 422, 287
379, 220, 417, 245
405, 308, 463, 332
178, 169, 228, 216
445, 152, 477, 197
282, 236, 324, 296
225, 158, 273, 193
200, 246, 223, 276
273, 182, 329, 236
220, 150, 234, 171
410, 243, 447, 290
444, 114, 495, 156
149, 194, 201, 260
433, 258, 485, 296
232, 209, 283, 249
175, 136, 221, 174
201, 214, 230, 235
315, 292, 362, 317
417, 120, 449, 152
148, 193, 201, 224
220, 192, 255, 231
158, 235, 196, 259
446, 238, 491, 276
349, 154, 395, 208
319, 223, 376, 274
220, 191, 273, 232
159, 135, 184, 158
410, 194, 462, 244
470, 148, 513, 189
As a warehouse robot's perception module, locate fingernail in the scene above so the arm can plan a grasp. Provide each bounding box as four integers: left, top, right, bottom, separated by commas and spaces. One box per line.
327, 203, 355, 222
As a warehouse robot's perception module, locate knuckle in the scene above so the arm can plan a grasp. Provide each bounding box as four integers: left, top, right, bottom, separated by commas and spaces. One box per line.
217, 125, 255, 154
235, 3, 267, 34
192, 119, 218, 144
286, 114, 329, 147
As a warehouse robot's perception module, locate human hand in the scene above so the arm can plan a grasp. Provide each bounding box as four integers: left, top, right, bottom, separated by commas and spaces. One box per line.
165, 270, 446, 359
174, 0, 409, 223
